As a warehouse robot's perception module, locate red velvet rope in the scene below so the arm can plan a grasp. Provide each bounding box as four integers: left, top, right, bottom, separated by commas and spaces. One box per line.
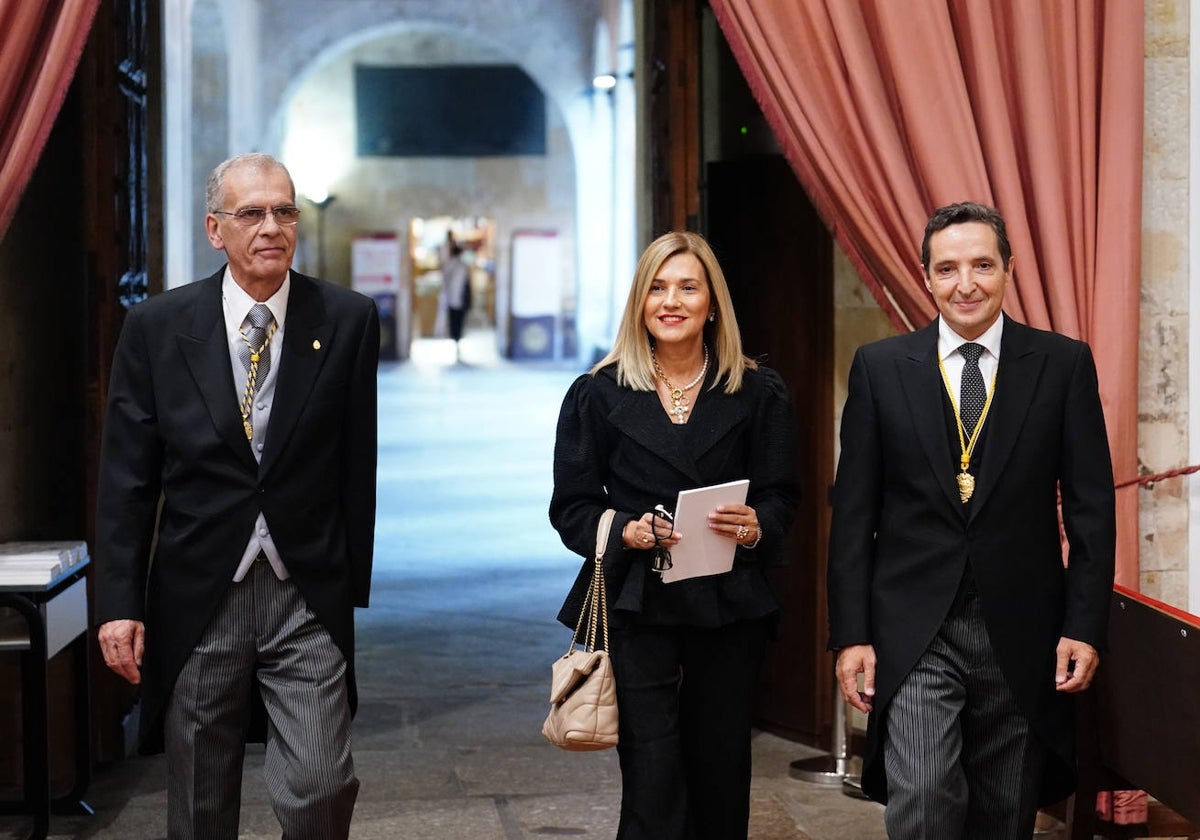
1114, 464, 1200, 489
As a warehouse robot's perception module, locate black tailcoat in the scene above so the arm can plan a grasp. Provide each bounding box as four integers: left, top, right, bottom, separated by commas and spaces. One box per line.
94, 269, 379, 753
828, 315, 1115, 805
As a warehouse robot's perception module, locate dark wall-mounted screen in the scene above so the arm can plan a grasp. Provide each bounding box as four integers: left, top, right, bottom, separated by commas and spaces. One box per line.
355, 65, 547, 157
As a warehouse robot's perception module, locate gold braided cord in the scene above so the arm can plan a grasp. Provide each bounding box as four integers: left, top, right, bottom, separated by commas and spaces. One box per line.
937, 352, 998, 470
238, 321, 277, 440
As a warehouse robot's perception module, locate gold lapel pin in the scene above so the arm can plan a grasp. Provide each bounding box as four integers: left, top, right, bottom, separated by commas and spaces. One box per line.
312, 339, 321, 350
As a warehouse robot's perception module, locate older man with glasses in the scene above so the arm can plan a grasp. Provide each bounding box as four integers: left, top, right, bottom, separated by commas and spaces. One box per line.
94, 152, 379, 840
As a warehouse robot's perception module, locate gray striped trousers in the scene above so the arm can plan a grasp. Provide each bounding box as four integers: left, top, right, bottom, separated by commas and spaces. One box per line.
164, 558, 358, 839
882, 592, 1045, 840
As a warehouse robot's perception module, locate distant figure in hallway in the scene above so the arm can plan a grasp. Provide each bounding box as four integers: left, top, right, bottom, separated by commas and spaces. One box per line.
549, 231, 799, 839
828, 201, 1116, 839
94, 152, 379, 839
442, 241, 471, 361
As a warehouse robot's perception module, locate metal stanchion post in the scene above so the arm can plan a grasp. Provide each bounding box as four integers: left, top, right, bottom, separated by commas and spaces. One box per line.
789, 683, 850, 785
840, 686, 868, 796
841, 748, 870, 800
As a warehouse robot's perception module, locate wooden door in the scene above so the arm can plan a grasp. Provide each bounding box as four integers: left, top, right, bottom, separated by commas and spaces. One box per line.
80, 0, 162, 763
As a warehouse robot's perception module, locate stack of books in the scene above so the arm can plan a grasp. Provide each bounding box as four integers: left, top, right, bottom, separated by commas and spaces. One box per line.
0, 541, 89, 587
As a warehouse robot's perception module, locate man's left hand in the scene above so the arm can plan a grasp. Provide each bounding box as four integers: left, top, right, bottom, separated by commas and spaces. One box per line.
98, 619, 145, 685
1054, 636, 1098, 693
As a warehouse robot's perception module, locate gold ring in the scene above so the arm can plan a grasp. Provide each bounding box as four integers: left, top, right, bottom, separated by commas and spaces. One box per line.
736, 525, 749, 540
642, 535, 651, 543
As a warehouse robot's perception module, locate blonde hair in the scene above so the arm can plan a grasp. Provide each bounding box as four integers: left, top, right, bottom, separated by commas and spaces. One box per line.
590, 231, 755, 392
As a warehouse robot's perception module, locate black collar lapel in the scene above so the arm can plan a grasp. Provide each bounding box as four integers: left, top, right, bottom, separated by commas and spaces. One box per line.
685, 383, 751, 462
178, 272, 256, 468
602, 369, 750, 487
897, 322, 963, 514
259, 274, 333, 474
968, 317, 1044, 521
608, 388, 705, 485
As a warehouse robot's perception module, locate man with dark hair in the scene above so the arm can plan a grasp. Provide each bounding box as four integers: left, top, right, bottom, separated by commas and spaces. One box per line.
828, 201, 1115, 838
919, 201, 1013, 275
95, 153, 379, 839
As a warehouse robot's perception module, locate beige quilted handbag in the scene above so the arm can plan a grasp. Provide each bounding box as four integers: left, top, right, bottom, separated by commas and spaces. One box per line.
541, 508, 619, 750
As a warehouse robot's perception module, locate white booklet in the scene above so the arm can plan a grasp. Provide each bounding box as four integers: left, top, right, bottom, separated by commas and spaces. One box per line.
661, 479, 750, 584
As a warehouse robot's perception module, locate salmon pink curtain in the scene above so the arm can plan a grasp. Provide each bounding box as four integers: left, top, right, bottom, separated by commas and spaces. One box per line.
710, 0, 1142, 586
0, 0, 101, 239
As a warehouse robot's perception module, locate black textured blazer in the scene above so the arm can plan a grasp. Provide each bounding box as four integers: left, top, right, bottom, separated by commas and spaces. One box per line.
550, 362, 799, 630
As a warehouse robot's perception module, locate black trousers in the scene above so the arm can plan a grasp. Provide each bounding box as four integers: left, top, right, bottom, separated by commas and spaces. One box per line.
608, 618, 769, 840
447, 306, 467, 341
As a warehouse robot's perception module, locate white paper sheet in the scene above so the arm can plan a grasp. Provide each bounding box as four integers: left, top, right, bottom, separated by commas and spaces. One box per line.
661, 479, 750, 583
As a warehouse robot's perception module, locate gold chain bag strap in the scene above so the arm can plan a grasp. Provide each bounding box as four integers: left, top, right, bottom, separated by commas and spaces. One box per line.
541, 508, 619, 750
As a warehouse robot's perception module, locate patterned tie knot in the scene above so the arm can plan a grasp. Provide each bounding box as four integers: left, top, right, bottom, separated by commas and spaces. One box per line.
248, 303, 273, 330
959, 342, 984, 365
238, 304, 275, 380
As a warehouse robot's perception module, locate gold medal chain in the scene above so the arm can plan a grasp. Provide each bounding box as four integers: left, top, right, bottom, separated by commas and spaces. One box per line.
936, 353, 998, 503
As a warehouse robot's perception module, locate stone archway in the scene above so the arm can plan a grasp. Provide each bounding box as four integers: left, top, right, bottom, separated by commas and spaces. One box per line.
272, 25, 584, 360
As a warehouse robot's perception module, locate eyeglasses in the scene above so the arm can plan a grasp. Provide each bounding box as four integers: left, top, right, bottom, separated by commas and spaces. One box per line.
212, 205, 301, 226
649, 505, 675, 574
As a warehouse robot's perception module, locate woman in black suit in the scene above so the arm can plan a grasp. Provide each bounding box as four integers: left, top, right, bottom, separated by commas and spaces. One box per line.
549, 231, 798, 839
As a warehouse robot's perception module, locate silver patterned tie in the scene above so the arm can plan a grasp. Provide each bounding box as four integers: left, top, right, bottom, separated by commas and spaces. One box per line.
958, 342, 987, 435
239, 303, 274, 390
237, 304, 275, 441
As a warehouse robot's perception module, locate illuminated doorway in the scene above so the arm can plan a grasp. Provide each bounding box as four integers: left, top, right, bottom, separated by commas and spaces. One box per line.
408, 215, 496, 364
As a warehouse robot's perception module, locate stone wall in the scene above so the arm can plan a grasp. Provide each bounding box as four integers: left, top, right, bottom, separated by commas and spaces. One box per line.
1139, 0, 1190, 607
832, 247, 899, 465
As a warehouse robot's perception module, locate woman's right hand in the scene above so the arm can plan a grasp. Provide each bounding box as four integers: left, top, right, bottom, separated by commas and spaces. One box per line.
622, 511, 682, 549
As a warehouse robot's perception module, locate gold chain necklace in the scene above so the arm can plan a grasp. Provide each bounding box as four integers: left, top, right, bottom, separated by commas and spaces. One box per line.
653, 345, 709, 424
937, 353, 997, 503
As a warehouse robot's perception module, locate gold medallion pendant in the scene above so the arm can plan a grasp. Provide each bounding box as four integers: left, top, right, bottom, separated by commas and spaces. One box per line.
957, 470, 975, 503
938, 352, 998, 506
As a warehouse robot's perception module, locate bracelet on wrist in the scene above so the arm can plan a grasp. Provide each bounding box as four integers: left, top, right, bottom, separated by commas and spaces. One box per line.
744, 525, 762, 549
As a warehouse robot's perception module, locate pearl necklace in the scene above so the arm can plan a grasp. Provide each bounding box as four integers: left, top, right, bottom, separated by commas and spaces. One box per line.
653, 345, 709, 424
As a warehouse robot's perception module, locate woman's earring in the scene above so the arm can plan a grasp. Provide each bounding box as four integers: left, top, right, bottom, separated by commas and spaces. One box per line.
708, 311, 716, 322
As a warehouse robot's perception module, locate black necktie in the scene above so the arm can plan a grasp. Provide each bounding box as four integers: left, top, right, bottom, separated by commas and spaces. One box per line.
958, 342, 987, 435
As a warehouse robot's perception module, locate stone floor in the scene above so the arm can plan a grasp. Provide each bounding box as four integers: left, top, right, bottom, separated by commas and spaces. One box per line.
1, 331, 1077, 839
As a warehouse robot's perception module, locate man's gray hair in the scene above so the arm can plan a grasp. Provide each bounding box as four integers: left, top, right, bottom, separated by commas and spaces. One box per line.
205, 153, 294, 213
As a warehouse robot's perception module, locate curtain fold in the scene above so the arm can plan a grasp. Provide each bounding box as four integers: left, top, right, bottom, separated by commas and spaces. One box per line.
0, 0, 101, 240
710, 0, 1142, 586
